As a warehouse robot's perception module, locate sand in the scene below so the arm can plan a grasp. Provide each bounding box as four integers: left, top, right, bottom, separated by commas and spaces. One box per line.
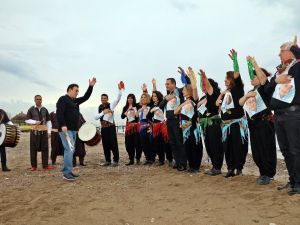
0, 133, 299, 225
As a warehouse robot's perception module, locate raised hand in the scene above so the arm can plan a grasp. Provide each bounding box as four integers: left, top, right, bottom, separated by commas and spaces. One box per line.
89, 77, 97, 86
141, 83, 148, 92
293, 35, 298, 47
152, 78, 156, 86
228, 49, 237, 60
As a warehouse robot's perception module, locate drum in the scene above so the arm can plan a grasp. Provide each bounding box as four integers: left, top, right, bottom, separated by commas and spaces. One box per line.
78, 123, 101, 146
0, 124, 21, 148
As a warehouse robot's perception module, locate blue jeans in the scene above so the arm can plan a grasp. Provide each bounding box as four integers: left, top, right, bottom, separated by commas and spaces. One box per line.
59, 131, 76, 176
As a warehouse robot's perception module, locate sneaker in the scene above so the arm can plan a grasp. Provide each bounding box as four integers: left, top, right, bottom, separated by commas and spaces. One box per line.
2, 166, 11, 172
259, 176, 272, 185
70, 172, 80, 178
205, 168, 221, 176
101, 162, 111, 166
30, 166, 37, 171
158, 161, 165, 166
177, 165, 187, 172
288, 187, 300, 196
63, 174, 75, 181
225, 170, 235, 178
236, 169, 243, 176
43, 165, 55, 171
111, 162, 119, 167
125, 161, 134, 166
277, 182, 293, 191
136, 159, 141, 165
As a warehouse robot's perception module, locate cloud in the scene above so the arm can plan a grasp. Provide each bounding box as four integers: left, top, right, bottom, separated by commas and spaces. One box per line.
0, 55, 54, 88
171, 0, 199, 12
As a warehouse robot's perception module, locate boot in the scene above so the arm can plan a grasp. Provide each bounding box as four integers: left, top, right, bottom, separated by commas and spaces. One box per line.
2, 164, 11, 172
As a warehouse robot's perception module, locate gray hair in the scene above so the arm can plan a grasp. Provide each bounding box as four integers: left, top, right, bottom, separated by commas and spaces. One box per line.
280, 41, 293, 51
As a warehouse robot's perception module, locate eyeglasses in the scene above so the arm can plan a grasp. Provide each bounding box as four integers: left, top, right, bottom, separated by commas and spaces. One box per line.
35, 99, 42, 100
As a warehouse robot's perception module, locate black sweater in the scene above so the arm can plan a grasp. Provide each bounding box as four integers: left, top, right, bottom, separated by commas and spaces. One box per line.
56, 85, 93, 131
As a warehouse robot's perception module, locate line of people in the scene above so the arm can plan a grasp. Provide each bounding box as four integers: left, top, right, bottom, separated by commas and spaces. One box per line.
1, 37, 299, 196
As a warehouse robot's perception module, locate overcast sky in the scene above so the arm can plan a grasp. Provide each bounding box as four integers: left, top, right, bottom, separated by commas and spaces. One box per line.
0, 0, 299, 124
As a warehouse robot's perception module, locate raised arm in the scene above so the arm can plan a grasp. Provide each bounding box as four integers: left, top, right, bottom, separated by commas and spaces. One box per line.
110, 84, 123, 111
75, 77, 96, 105
228, 49, 240, 79
187, 67, 199, 101
199, 69, 213, 96
152, 79, 157, 92
247, 56, 267, 85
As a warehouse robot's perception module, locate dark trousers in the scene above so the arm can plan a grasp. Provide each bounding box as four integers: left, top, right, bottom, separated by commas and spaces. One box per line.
249, 120, 277, 178
125, 132, 142, 162
140, 132, 155, 162
275, 110, 300, 187
30, 131, 49, 167
50, 131, 64, 163
185, 133, 203, 170
166, 119, 187, 168
101, 125, 119, 163
0, 145, 7, 167
223, 123, 248, 171
152, 134, 173, 163
204, 123, 224, 170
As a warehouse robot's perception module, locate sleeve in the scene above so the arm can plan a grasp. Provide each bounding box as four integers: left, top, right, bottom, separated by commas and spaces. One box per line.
159, 98, 168, 110
25, 119, 37, 125
234, 75, 243, 88
26, 108, 33, 120
110, 90, 123, 111
56, 97, 67, 128
95, 111, 104, 120
121, 106, 127, 119
7, 121, 13, 125
75, 85, 93, 105
264, 76, 277, 96
47, 121, 52, 134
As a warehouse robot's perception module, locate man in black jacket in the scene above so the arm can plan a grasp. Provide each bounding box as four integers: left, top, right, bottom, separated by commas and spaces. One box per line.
56, 77, 96, 181
265, 38, 300, 195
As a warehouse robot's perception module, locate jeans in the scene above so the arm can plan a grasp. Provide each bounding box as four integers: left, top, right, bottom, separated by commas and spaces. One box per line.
59, 131, 76, 176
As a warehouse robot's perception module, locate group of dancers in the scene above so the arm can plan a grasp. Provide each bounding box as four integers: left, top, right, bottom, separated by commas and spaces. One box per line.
0, 36, 299, 196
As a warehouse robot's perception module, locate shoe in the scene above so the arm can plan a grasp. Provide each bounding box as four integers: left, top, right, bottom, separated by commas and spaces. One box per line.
288, 187, 300, 196
177, 165, 187, 171
43, 165, 55, 171
173, 163, 178, 169
80, 163, 87, 166
101, 162, 111, 166
205, 168, 221, 176
70, 172, 80, 178
111, 162, 119, 167
236, 169, 243, 176
2, 166, 11, 172
125, 161, 134, 166
63, 174, 75, 181
188, 168, 199, 173
136, 159, 141, 165
277, 182, 293, 191
30, 166, 37, 171
259, 176, 272, 185
158, 161, 165, 166
225, 170, 235, 178
143, 161, 152, 165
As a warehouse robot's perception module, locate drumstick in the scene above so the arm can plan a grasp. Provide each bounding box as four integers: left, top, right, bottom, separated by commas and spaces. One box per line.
65, 133, 75, 153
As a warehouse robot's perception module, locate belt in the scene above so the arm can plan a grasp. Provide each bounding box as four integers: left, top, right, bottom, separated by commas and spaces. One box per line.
275, 105, 300, 116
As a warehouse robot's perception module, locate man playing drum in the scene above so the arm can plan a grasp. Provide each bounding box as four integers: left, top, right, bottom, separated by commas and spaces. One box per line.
0, 109, 13, 172
25, 95, 54, 171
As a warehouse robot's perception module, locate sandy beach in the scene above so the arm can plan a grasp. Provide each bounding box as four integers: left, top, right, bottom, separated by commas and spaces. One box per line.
0, 132, 299, 225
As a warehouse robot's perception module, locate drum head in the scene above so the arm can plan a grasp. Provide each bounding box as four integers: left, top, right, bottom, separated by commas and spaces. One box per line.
78, 123, 97, 141
0, 124, 6, 146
